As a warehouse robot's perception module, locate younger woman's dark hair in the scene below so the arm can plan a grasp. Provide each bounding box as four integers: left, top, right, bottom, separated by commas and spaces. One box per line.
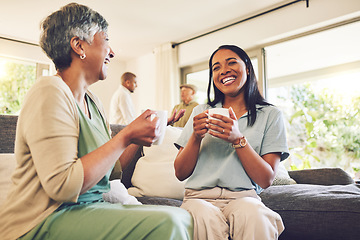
207, 45, 271, 126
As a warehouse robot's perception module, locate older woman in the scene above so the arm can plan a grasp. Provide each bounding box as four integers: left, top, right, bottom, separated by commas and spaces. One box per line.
0, 3, 192, 240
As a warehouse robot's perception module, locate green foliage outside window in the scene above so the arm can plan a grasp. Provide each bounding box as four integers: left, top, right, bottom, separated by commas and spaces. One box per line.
0, 61, 36, 114
284, 84, 360, 177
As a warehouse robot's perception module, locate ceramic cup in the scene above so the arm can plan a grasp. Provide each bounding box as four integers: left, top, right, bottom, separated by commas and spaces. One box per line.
208, 108, 230, 120
207, 108, 229, 134
149, 110, 168, 145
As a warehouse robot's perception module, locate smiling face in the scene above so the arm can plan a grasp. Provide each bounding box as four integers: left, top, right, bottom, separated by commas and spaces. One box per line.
83, 31, 114, 81
211, 49, 248, 97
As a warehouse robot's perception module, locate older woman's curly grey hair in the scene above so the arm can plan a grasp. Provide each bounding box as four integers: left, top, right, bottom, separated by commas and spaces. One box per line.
40, 3, 108, 70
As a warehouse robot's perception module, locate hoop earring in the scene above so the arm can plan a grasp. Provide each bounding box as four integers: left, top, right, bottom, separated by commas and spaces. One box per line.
80, 54, 86, 60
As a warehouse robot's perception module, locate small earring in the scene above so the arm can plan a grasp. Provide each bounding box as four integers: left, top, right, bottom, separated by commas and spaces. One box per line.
80, 54, 86, 60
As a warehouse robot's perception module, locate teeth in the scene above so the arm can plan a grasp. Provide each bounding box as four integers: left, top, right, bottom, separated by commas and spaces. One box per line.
222, 77, 235, 84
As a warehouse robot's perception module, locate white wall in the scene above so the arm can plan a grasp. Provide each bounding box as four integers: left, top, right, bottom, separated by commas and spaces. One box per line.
91, 52, 157, 119
117, 0, 360, 114
126, 52, 156, 117
88, 58, 126, 117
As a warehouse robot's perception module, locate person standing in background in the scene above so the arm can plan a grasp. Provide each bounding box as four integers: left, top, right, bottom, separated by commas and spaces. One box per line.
109, 72, 137, 124
171, 84, 198, 127
110, 72, 186, 126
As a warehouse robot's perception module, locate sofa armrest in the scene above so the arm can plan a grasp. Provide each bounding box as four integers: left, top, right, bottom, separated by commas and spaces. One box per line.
288, 168, 354, 185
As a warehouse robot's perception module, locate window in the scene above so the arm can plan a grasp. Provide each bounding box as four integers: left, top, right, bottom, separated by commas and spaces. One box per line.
180, 20, 360, 178
266, 20, 360, 177
185, 68, 209, 104
0, 56, 49, 114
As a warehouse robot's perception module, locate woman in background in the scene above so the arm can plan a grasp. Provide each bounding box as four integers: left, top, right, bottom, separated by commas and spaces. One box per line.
174, 45, 289, 240
0, 3, 192, 240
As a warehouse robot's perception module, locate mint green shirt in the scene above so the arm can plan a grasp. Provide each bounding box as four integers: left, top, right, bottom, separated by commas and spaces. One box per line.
77, 94, 112, 203
176, 103, 289, 194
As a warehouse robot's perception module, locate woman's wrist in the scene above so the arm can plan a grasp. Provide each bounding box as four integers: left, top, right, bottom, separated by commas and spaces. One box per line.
191, 132, 203, 145
232, 137, 241, 145
115, 127, 132, 147
232, 136, 247, 149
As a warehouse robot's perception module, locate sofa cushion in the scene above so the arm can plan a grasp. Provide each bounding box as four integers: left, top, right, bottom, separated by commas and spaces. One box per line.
0, 154, 16, 205
288, 168, 354, 185
260, 183, 360, 240
136, 196, 182, 207
128, 126, 186, 200
272, 162, 297, 186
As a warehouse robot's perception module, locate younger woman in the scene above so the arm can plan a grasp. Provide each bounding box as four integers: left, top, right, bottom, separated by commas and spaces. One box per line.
174, 45, 289, 240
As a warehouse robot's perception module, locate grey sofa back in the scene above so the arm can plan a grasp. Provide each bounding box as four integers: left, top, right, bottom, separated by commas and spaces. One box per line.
0, 114, 140, 188
0, 115, 17, 154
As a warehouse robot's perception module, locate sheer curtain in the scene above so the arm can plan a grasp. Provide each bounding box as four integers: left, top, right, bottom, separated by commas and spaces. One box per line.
154, 43, 180, 114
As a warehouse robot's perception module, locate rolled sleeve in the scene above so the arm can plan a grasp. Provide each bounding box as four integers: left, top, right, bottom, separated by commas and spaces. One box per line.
260, 107, 290, 161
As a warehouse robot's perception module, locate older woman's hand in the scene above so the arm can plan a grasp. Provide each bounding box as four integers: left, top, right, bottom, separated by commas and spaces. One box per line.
125, 109, 159, 147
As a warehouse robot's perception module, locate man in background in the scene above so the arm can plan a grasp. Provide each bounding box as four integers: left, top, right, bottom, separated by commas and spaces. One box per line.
109, 72, 137, 125
171, 84, 198, 128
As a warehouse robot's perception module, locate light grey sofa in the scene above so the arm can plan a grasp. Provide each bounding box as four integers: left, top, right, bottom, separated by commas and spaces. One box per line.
1, 114, 359, 240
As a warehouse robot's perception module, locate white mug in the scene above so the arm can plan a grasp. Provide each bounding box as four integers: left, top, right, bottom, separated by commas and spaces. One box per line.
149, 110, 168, 145
207, 108, 229, 135
208, 108, 230, 120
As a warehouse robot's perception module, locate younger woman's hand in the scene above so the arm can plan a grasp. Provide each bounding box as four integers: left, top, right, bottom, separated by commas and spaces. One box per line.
207, 107, 242, 144
192, 110, 209, 140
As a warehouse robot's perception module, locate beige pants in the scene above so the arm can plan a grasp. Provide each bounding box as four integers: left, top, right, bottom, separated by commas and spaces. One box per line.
181, 187, 284, 240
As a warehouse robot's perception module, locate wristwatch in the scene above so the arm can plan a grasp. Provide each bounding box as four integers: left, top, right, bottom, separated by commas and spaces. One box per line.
232, 136, 247, 149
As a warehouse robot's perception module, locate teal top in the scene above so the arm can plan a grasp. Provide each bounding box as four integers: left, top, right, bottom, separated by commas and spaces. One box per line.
76, 94, 112, 203
175, 103, 289, 194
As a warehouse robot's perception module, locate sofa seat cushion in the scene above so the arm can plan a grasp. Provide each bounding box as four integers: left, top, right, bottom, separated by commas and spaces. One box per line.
260, 184, 360, 240
136, 196, 182, 207
272, 162, 296, 186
